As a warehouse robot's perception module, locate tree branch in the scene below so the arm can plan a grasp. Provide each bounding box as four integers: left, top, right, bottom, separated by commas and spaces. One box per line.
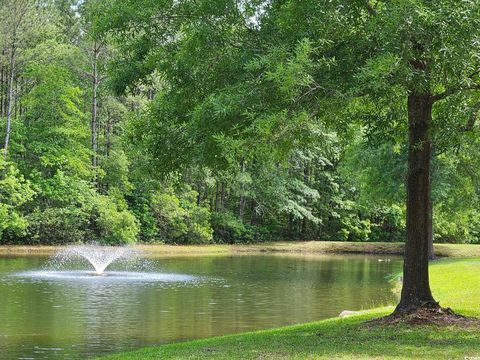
462, 102, 480, 132
432, 69, 480, 102
432, 83, 480, 102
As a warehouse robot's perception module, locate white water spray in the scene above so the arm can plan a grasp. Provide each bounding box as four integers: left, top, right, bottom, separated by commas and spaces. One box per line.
55, 244, 133, 275
15, 243, 199, 283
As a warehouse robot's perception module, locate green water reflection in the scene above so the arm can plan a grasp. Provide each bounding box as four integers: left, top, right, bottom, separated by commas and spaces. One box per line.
0, 254, 402, 359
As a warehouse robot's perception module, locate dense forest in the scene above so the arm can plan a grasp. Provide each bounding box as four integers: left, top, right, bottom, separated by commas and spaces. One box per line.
1, 0, 479, 246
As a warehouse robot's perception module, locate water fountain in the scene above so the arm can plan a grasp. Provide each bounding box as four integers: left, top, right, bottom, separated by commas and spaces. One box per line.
55, 244, 133, 275
15, 243, 198, 282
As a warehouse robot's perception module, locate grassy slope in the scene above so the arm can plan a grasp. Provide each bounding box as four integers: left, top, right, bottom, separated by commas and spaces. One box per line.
97, 258, 480, 360
3, 241, 480, 257
142, 242, 480, 258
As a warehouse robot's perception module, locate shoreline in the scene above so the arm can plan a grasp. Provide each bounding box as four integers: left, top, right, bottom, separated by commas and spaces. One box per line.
94, 257, 480, 360
1, 241, 480, 258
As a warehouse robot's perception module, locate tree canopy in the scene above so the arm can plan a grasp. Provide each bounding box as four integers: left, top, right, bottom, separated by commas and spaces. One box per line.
1, 0, 480, 313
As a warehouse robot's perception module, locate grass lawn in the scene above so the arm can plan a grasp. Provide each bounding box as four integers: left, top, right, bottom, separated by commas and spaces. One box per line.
3, 241, 480, 257
96, 257, 480, 360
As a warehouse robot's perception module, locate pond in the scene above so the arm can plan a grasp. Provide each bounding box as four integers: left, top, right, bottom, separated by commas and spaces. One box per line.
0, 253, 402, 359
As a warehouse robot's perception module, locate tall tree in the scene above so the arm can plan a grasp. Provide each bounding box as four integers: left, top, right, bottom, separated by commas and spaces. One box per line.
89, 40, 102, 170
264, 0, 480, 315
0, 0, 54, 160
95, 0, 480, 316
0, 0, 31, 159
363, 0, 480, 314
80, 0, 108, 178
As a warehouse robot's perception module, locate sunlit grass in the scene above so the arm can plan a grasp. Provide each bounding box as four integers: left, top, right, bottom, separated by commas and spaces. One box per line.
6, 242, 478, 258
96, 258, 480, 360
431, 258, 480, 316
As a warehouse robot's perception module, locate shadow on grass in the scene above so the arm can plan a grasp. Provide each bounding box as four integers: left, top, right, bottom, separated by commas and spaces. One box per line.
99, 311, 480, 359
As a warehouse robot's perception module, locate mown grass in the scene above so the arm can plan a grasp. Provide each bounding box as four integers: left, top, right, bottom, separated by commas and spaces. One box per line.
96, 258, 480, 360
430, 258, 480, 316
3, 241, 480, 258
139, 242, 480, 258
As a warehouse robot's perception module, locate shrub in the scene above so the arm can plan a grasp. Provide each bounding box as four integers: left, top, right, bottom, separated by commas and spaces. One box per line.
151, 186, 213, 244
211, 211, 254, 243
0, 160, 35, 241
91, 192, 139, 244
130, 195, 158, 242
25, 207, 88, 244
367, 205, 405, 242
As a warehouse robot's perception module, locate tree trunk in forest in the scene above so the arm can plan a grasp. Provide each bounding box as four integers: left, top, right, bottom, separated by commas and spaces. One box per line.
394, 92, 439, 314
238, 193, 247, 220
238, 160, 247, 220
214, 181, 219, 212
250, 199, 256, 225
105, 117, 111, 157
220, 182, 225, 210
1, 52, 5, 117
196, 183, 202, 206
3, 47, 16, 160
428, 199, 436, 260
302, 164, 310, 236
14, 73, 18, 119
91, 42, 99, 170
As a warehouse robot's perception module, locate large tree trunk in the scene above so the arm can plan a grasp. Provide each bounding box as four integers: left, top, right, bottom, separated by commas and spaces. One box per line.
394, 92, 438, 314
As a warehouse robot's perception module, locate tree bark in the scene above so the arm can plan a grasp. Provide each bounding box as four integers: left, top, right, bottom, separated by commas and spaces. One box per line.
238, 160, 247, 220
105, 108, 112, 157
428, 199, 436, 260
214, 181, 219, 212
394, 92, 438, 314
3, 46, 16, 160
1, 52, 5, 117
220, 182, 225, 210
91, 42, 99, 170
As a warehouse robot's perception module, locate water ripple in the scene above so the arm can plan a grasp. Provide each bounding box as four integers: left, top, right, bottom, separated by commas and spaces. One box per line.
14, 270, 198, 282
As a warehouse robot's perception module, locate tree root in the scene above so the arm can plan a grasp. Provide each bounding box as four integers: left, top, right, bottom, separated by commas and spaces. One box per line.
365, 307, 480, 328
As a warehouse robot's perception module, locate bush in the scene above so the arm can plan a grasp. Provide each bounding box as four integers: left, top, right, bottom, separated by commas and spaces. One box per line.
90, 192, 139, 244
0, 160, 35, 241
211, 211, 254, 243
151, 186, 213, 244
336, 216, 372, 242
432, 203, 471, 243
130, 194, 158, 242
466, 211, 480, 244
25, 207, 88, 244
367, 205, 405, 242
19, 171, 93, 244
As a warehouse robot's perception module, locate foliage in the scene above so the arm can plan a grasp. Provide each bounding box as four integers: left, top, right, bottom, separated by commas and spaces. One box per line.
1, 0, 480, 246
150, 186, 213, 244
0, 160, 35, 240
90, 192, 139, 244
25, 206, 89, 244
211, 211, 253, 244
128, 192, 158, 243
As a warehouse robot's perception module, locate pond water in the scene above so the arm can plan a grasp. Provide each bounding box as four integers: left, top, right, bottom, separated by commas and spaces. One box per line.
0, 254, 402, 359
